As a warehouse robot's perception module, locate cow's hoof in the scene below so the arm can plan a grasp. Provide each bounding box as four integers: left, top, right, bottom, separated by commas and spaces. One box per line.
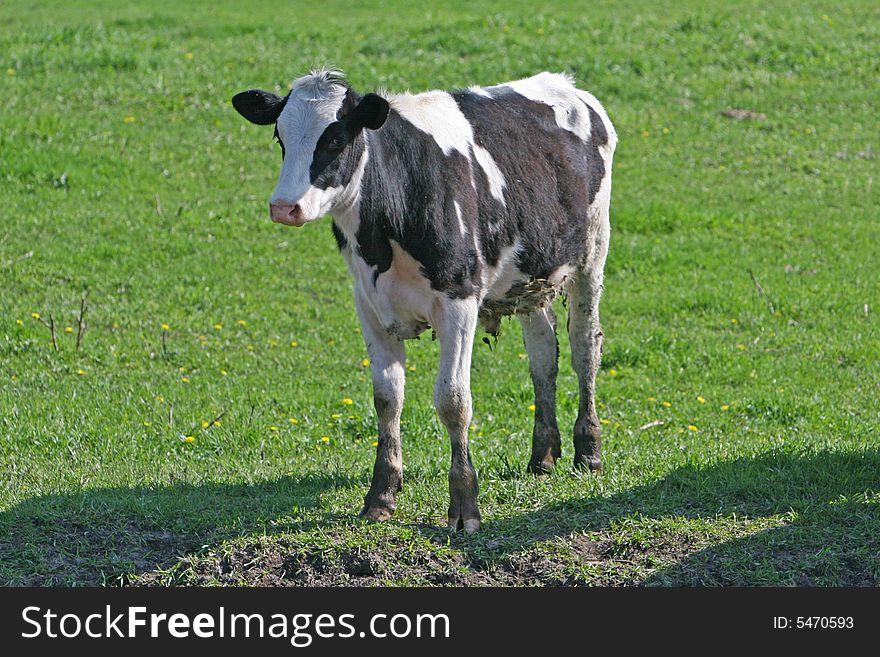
448, 515, 481, 534
573, 455, 603, 473
447, 498, 481, 533
527, 459, 556, 476
359, 504, 395, 522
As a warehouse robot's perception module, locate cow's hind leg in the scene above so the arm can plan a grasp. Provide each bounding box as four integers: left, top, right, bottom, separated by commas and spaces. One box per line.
433, 297, 481, 533
568, 216, 610, 472
355, 290, 406, 521
519, 306, 561, 474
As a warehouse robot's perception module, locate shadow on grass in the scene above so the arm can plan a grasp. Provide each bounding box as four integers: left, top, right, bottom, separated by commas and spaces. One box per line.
0, 472, 356, 585
1, 451, 877, 585
419, 448, 880, 585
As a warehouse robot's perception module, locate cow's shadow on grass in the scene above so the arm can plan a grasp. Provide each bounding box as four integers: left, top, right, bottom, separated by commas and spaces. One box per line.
2, 451, 877, 585
0, 472, 356, 585
421, 448, 880, 585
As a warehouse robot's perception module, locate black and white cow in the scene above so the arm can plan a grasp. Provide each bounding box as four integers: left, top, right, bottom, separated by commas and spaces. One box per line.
232, 69, 616, 532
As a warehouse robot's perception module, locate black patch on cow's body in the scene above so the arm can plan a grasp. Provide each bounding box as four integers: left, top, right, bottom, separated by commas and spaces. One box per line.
452, 87, 606, 280
355, 109, 481, 298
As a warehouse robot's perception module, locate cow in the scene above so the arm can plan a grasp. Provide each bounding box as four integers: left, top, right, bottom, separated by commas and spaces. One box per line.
232, 68, 617, 532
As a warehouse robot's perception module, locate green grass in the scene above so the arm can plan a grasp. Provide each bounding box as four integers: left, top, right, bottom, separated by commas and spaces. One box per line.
1, 0, 878, 586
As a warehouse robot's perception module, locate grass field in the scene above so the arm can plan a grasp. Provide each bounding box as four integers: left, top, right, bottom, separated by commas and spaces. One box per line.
1, 0, 878, 586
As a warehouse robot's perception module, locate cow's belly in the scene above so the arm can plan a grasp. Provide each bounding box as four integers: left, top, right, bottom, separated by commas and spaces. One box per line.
479, 244, 576, 335
346, 239, 576, 340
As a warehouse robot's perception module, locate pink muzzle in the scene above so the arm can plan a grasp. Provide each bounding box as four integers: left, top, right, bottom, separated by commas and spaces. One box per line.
269, 203, 306, 227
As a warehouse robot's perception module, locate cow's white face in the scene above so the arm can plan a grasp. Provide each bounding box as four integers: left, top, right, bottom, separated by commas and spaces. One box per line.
232, 71, 389, 227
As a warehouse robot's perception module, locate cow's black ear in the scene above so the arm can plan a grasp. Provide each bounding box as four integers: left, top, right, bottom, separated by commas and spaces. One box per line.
231, 89, 288, 125
350, 93, 389, 131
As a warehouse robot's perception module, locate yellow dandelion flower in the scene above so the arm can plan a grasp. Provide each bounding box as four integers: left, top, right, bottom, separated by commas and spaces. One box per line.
321, 436, 330, 443
143, 421, 152, 427
155, 395, 164, 402
112, 322, 119, 329
289, 417, 299, 424
237, 319, 247, 326
361, 358, 370, 367
647, 396, 656, 402
687, 425, 698, 432
16, 319, 23, 326
220, 369, 228, 376
342, 398, 353, 406
407, 365, 417, 372
178, 367, 186, 373
662, 127, 670, 135
348, 415, 355, 420
124, 116, 136, 124
609, 368, 618, 377
697, 395, 706, 404
268, 425, 279, 432
371, 441, 378, 447
331, 413, 342, 420
213, 323, 222, 330
161, 323, 170, 331
201, 420, 210, 429
268, 339, 278, 348
662, 401, 672, 408
528, 404, 536, 412
517, 352, 527, 360
290, 340, 300, 348
600, 418, 610, 425
731, 318, 738, 324
31, 312, 40, 319
721, 404, 730, 411
76, 369, 86, 376
183, 435, 195, 443
64, 326, 73, 333
181, 377, 190, 383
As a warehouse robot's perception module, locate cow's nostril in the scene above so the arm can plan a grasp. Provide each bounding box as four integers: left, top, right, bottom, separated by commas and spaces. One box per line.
269, 202, 306, 226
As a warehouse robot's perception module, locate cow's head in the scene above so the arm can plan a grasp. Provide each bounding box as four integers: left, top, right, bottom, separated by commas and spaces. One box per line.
232, 69, 389, 226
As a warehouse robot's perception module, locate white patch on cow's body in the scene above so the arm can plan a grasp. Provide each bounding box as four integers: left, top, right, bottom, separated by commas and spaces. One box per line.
468, 85, 493, 98
389, 89, 506, 205
575, 89, 618, 157
471, 144, 506, 204
453, 200, 467, 235
389, 91, 473, 157
482, 240, 526, 300
494, 72, 591, 142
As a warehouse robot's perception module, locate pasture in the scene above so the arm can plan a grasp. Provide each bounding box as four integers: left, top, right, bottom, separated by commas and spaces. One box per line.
1, 0, 878, 586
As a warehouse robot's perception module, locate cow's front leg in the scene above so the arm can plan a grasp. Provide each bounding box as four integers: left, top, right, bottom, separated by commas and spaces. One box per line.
433, 297, 480, 533
355, 290, 406, 522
